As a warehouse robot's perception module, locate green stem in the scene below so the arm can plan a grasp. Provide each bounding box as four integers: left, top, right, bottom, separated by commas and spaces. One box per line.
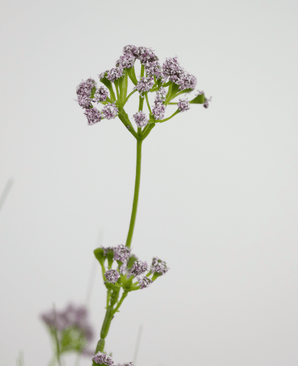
125, 138, 142, 248
112, 291, 128, 315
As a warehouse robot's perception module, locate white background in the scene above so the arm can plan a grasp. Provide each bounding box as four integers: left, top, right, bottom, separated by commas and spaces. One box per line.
1, 0, 298, 365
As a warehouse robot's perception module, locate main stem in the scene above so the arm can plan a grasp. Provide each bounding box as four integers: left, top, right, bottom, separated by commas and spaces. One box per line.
125, 138, 142, 248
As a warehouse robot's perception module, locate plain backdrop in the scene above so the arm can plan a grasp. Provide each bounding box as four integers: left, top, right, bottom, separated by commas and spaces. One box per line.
1, 0, 298, 365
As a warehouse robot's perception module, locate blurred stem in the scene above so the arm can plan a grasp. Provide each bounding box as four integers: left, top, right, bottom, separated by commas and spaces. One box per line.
125, 138, 142, 249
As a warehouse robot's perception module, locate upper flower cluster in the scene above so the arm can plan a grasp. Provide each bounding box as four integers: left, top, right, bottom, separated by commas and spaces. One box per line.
92, 351, 134, 366
76, 45, 211, 131
94, 244, 169, 291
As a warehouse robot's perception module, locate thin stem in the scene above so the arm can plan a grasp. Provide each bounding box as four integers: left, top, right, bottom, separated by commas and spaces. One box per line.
125, 138, 142, 248
112, 291, 128, 315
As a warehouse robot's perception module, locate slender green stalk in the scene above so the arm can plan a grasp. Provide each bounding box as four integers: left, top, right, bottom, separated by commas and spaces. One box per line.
125, 138, 142, 248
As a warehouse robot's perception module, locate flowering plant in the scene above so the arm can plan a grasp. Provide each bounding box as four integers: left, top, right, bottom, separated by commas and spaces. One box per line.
71, 45, 210, 366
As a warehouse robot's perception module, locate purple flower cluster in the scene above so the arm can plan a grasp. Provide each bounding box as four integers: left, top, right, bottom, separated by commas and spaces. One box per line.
134, 76, 154, 97
113, 244, 131, 263
116, 54, 135, 69
92, 352, 135, 366
84, 107, 103, 125
94, 86, 109, 103
133, 111, 148, 128
177, 98, 190, 112
41, 303, 93, 341
107, 67, 124, 82
102, 103, 118, 120
152, 101, 166, 120
150, 257, 169, 275
137, 276, 152, 289
129, 260, 148, 277
76, 77, 111, 125
105, 269, 120, 284
92, 352, 114, 366
162, 57, 197, 91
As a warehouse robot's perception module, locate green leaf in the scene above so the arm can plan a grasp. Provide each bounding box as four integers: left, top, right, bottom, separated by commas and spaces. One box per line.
127, 66, 138, 85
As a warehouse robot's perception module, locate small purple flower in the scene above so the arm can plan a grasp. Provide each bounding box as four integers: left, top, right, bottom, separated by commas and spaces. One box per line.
76, 78, 96, 97
134, 76, 154, 97
152, 102, 166, 120
123, 45, 138, 58
203, 96, 212, 109
177, 98, 190, 112
116, 54, 135, 69
92, 352, 114, 366
40, 303, 94, 343
137, 276, 152, 289
77, 95, 92, 109
133, 111, 148, 128
113, 244, 131, 263
162, 57, 184, 83
154, 87, 167, 103
129, 260, 149, 277
84, 107, 103, 125
137, 46, 158, 65
99, 70, 109, 80
150, 257, 169, 275
94, 86, 109, 103
107, 67, 124, 82
105, 269, 120, 284
144, 60, 163, 80
102, 103, 118, 120
176, 73, 197, 91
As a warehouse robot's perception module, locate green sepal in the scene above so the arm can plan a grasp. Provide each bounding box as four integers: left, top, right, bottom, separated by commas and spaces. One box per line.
100, 78, 116, 102
118, 70, 128, 106
94, 248, 105, 265
90, 86, 96, 99
122, 276, 134, 292
152, 272, 162, 281
189, 93, 205, 104
127, 66, 138, 85
106, 249, 114, 269
126, 254, 138, 269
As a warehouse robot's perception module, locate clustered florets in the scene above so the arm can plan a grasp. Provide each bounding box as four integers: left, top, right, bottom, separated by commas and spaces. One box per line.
94, 86, 109, 103
129, 260, 149, 277
151, 257, 169, 275
101, 244, 168, 290
133, 111, 148, 128
105, 269, 120, 284
177, 98, 190, 112
134, 76, 154, 97
152, 102, 166, 120
41, 303, 94, 341
76, 45, 211, 126
84, 107, 103, 125
102, 103, 118, 120
113, 244, 131, 263
92, 352, 135, 366
92, 352, 114, 365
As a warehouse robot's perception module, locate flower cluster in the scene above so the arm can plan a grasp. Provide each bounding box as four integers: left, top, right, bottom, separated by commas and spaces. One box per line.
92, 352, 135, 366
41, 304, 94, 353
162, 57, 197, 91
133, 111, 148, 128
134, 76, 154, 97
177, 98, 190, 112
92, 352, 114, 365
76, 45, 211, 128
96, 245, 168, 290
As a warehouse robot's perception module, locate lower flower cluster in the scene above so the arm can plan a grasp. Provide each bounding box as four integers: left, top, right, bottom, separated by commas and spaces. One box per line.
94, 244, 169, 292
92, 351, 134, 366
